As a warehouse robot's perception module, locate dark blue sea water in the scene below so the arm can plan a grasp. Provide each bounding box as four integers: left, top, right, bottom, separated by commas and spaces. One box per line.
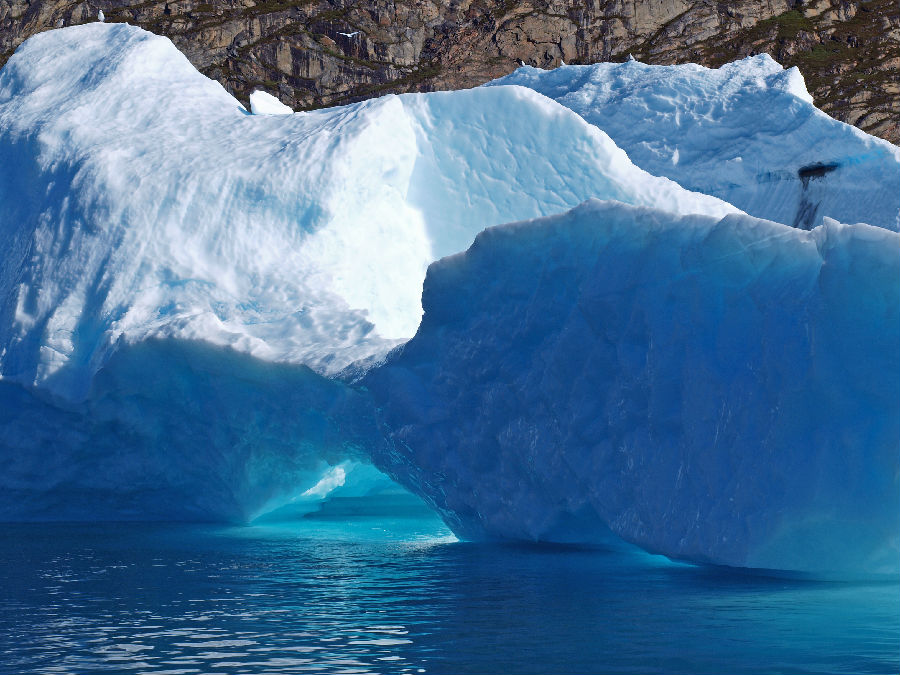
1, 505, 897, 675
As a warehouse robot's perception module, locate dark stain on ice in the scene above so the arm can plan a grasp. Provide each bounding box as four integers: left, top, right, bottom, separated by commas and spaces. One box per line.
797, 162, 839, 185
794, 162, 839, 230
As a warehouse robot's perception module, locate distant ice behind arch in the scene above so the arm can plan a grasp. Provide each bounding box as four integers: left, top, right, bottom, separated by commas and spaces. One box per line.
490, 55, 900, 231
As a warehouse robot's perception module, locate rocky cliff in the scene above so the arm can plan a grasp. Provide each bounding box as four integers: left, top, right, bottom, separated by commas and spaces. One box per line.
1, 0, 897, 142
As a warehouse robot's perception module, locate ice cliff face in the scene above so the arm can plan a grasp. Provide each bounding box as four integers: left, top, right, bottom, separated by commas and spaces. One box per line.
366, 201, 900, 575
1, 24, 898, 574
491, 56, 900, 232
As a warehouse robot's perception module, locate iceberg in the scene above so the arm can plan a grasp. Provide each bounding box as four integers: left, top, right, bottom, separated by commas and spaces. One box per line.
490, 57, 900, 232
2, 24, 897, 575
366, 200, 900, 575
0, 23, 736, 521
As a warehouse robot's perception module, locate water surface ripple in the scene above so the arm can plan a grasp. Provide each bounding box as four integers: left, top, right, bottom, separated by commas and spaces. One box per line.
1, 518, 897, 674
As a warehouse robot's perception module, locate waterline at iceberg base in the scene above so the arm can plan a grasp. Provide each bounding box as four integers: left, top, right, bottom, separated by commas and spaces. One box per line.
1, 18, 898, 675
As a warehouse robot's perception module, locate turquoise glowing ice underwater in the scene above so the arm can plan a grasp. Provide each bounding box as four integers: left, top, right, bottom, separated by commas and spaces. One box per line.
1, 499, 897, 675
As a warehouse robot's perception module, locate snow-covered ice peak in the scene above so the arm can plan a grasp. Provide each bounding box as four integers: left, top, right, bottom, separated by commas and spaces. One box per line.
0, 23, 739, 400
249, 90, 293, 115
491, 55, 900, 231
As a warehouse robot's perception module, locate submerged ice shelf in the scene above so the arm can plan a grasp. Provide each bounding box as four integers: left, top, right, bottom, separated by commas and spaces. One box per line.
0, 23, 898, 575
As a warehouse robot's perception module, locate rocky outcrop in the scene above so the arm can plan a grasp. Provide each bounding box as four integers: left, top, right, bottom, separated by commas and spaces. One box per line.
1, 0, 897, 143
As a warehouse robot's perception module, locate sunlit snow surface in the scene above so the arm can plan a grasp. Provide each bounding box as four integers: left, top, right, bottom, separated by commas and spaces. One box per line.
0, 23, 737, 395
490, 57, 900, 231
0, 24, 898, 575
249, 89, 293, 115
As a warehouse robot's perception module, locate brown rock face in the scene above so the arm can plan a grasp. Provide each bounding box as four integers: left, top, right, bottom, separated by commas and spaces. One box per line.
1, 0, 897, 143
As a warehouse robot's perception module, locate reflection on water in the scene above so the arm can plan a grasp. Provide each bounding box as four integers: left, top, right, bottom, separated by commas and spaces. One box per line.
0, 515, 897, 675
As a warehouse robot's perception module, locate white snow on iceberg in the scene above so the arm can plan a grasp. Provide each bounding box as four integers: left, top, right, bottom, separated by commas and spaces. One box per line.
490, 56, 900, 231
366, 200, 900, 575
0, 23, 738, 400
249, 89, 294, 115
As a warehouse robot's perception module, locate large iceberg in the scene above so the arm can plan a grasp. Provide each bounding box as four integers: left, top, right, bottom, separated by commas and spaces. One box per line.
366, 200, 900, 575
1, 23, 898, 575
0, 23, 736, 521
490, 57, 900, 231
